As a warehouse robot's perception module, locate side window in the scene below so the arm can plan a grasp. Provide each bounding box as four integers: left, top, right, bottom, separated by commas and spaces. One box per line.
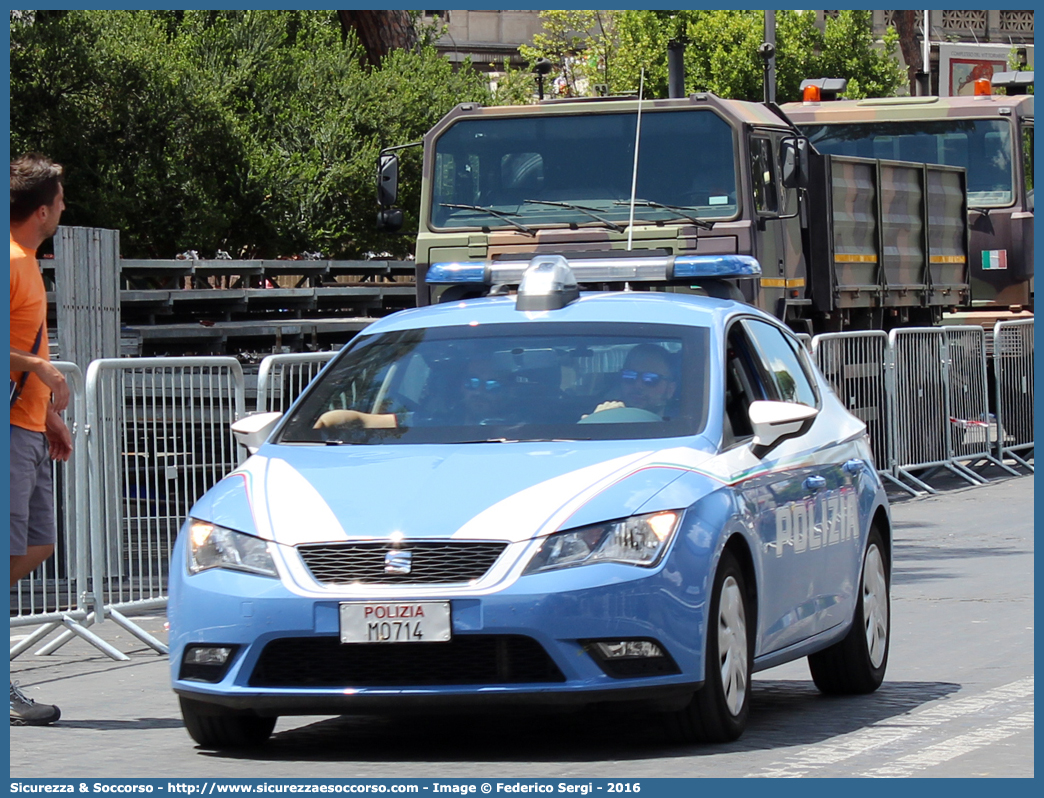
741, 319, 818, 407
750, 136, 779, 214
1023, 122, 1033, 207
723, 324, 769, 445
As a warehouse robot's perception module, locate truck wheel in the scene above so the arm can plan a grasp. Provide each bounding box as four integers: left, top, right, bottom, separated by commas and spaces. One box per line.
667, 549, 752, 743
808, 527, 889, 694
179, 696, 277, 749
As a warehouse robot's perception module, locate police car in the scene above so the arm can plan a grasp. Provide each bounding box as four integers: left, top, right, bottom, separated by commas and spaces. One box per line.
168, 255, 890, 748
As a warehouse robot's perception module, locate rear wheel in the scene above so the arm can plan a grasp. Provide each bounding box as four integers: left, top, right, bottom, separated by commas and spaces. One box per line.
667, 549, 752, 743
179, 696, 277, 749
808, 527, 889, 694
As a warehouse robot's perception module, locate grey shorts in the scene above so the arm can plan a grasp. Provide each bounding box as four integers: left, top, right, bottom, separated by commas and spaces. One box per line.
10, 425, 56, 556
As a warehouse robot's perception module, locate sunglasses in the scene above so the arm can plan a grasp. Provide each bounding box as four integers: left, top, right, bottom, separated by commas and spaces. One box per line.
621, 369, 669, 387
463, 377, 502, 393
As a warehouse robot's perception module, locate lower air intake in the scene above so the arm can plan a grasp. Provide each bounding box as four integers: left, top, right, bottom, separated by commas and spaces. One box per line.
249, 635, 566, 687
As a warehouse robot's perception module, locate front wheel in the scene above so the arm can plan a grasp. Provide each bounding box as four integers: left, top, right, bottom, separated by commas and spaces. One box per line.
180, 696, 277, 749
666, 549, 752, 743
808, 527, 890, 694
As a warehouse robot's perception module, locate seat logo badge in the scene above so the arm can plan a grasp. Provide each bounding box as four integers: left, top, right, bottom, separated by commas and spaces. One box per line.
385, 550, 412, 575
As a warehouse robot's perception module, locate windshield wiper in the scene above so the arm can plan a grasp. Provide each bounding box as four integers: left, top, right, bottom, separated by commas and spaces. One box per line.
613, 200, 714, 230
439, 203, 534, 234
523, 199, 625, 232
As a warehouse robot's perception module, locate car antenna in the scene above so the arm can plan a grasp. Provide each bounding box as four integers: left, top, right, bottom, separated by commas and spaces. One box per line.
626, 69, 645, 252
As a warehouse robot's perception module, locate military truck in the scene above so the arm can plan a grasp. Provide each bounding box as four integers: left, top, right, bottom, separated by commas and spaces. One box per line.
377, 91, 970, 333
783, 74, 1033, 315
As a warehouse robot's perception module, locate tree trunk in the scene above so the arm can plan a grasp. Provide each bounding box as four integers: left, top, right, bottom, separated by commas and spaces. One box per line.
338, 10, 418, 66
893, 11, 922, 95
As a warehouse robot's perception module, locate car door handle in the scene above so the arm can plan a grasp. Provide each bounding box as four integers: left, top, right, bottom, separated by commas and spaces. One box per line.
842, 459, 863, 475
803, 475, 826, 492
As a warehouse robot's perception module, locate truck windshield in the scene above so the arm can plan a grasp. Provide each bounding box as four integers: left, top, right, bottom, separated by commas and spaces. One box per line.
803, 119, 1016, 207
278, 322, 709, 445
430, 110, 738, 230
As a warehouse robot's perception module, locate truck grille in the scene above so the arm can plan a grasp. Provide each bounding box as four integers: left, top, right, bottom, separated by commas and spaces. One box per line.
297, 541, 507, 585
248, 635, 566, 687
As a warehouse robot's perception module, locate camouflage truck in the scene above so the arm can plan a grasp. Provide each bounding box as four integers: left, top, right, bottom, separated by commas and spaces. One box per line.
377, 92, 970, 332
783, 75, 1033, 316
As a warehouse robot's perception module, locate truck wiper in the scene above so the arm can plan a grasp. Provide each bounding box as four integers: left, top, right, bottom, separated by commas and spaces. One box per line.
439, 203, 534, 234
613, 200, 714, 230
523, 199, 625, 232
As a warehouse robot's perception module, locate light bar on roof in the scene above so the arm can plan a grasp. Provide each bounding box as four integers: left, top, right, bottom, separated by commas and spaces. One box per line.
426, 261, 488, 283
673, 254, 761, 278
427, 253, 761, 285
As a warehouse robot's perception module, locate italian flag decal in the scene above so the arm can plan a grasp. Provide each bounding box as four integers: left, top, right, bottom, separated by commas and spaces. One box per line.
982, 250, 1008, 270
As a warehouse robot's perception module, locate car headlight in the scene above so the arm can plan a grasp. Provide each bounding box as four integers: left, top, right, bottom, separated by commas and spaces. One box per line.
523, 511, 681, 574
186, 519, 278, 578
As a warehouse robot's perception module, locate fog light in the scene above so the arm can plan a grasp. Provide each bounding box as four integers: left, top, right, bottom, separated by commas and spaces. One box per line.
186, 646, 233, 665
584, 638, 679, 679
180, 645, 238, 683
593, 640, 664, 659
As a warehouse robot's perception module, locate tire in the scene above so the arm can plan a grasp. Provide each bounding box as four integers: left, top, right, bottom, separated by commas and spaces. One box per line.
808, 527, 890, 694
179, 696, 277, 749
667, 549, 752, 743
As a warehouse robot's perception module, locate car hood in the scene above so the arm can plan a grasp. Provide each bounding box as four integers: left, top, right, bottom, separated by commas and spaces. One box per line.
190, 439, 719, 546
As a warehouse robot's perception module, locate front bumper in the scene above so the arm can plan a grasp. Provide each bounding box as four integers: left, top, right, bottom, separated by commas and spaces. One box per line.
168, 537, 710, 715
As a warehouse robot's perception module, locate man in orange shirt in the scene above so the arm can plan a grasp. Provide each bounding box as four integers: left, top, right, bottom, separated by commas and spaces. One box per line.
10, 153, 70, 726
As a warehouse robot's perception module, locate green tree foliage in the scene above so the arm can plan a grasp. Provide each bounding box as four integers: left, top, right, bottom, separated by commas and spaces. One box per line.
519, 10, 616, 98
10, 10, 490, 258
525, 10, 904, 103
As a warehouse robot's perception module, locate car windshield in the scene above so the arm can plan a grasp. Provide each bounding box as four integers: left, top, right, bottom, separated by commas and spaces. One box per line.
430, 109, 739, 230
803, 119, 1015, 206
278, 322, 710, 445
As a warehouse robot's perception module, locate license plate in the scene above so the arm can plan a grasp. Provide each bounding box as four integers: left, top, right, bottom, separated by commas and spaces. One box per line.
339, 601, 451, 644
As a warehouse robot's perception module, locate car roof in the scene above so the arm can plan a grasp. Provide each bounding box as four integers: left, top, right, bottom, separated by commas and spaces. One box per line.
360, 291, 768, 336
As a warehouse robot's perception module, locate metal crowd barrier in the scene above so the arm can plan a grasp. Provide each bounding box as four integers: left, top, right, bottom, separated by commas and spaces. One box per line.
811, 331, 893, 478
80, 357, 246, 655
255, 351, 338, 413
944, 326, 1018, 482
9, 363, 130, 661
993, 319, 1034, 470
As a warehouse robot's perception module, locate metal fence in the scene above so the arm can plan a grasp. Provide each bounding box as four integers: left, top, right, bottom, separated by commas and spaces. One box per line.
85, 357, 246, 613
256, 352, 338, 413
811, 331, 892, 474
993, 319, 1034, 469
11, 363, 87, 623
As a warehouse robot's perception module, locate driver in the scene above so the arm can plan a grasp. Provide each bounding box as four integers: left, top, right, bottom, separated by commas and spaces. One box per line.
584, 344, 676, 419
313, 357, 514, 430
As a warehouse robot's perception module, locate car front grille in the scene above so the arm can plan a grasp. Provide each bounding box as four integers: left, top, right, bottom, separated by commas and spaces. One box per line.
297, 541, 508, 585
248, 635, 566, 687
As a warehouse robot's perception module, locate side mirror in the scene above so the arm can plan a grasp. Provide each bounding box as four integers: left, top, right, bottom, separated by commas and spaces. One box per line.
780, 137, 809, 190
748, 400, 818, 459
376, 208, 404, 233
232, 412, 283, 455
377, 153, 399, 208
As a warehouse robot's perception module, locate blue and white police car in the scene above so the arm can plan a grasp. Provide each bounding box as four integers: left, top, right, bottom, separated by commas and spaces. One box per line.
169, 255, 890, 748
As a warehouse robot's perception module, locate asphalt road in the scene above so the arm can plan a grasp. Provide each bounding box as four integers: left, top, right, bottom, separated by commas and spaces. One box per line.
10, 474, 1033, 778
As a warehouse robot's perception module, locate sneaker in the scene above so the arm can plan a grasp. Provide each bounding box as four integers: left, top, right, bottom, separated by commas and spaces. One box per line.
10, 682, 60, 726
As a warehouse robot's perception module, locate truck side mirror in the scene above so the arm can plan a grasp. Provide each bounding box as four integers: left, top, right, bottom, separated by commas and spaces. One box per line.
377, 153, 399, 208
376, 208, 404, 233
780, 138, 809, 190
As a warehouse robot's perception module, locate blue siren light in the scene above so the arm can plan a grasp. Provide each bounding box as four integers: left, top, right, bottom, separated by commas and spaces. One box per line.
672, 255, 762, 279
427, 262, 489, 283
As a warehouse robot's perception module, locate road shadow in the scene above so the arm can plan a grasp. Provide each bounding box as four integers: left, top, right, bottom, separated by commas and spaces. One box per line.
198, 679, 961, 763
